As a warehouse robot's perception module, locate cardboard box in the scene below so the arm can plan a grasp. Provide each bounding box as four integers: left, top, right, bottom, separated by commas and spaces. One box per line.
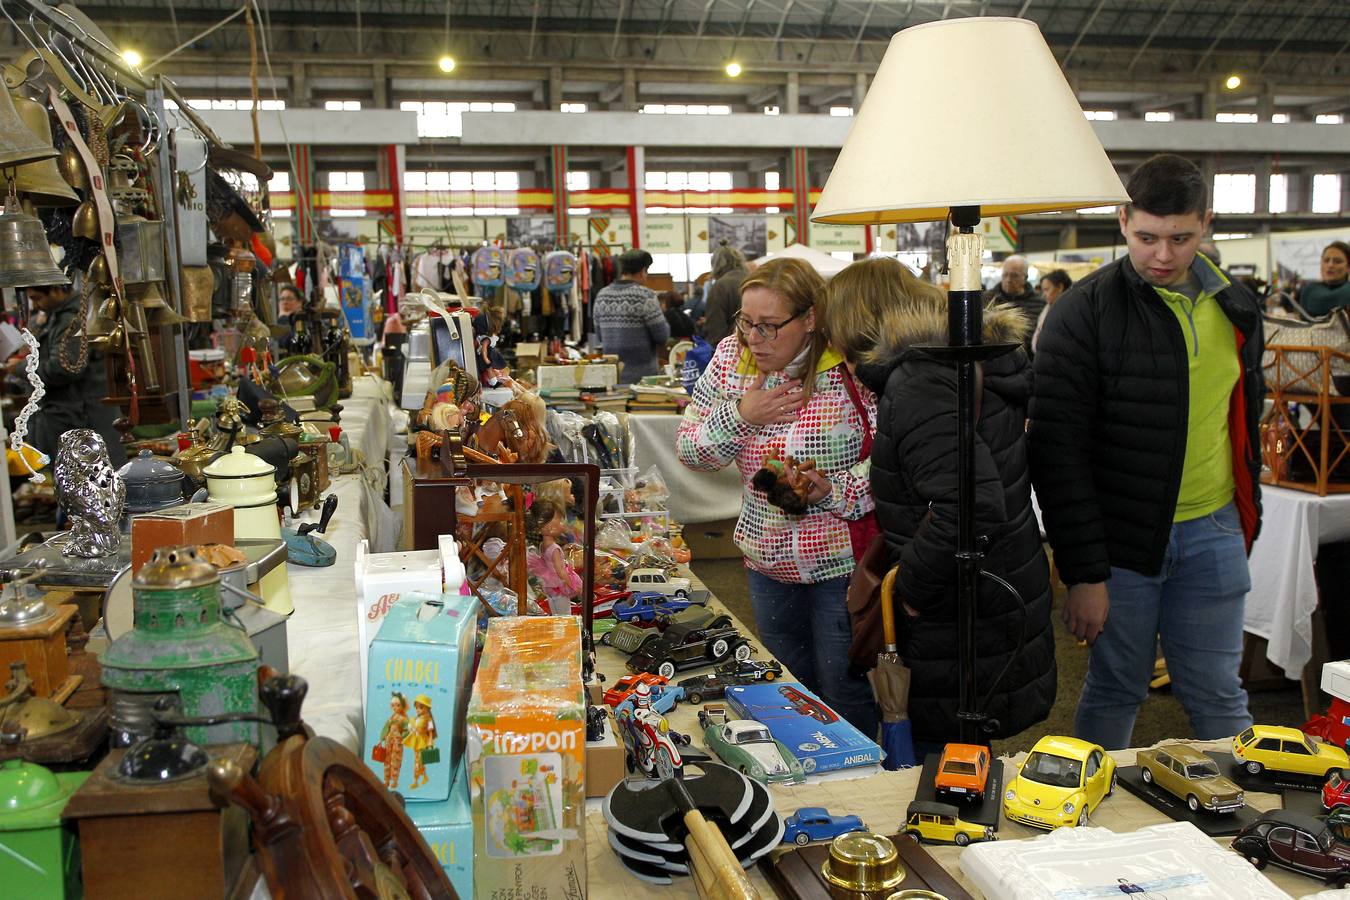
354, 541, 445, 704
725, 681, 884, 774
408, 762, 472, 900
585, 714, 625, 799
467, 616, 586, 899
130, 503, 235, 573
364, 592, 479, 802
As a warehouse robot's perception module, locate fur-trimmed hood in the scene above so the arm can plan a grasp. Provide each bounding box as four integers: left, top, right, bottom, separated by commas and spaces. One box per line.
855, 303, 1032, 403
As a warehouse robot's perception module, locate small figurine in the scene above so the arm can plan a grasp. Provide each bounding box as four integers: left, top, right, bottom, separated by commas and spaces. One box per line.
415, 362, 481, 462
54, 429, 125, 558
374, 691, 411, 789
524, 498, 582, 613
614, 681, 692, 780
403, 694, 439, 789
751, 449, 819, 515
474, 391, 550, 463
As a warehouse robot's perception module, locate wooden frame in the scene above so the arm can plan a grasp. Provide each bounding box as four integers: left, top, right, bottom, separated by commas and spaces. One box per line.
1261, 345, 1350, 496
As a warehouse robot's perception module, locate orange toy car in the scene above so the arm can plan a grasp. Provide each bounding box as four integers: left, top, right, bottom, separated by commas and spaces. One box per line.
602, 673, 669, 708
934, 743, 991, 802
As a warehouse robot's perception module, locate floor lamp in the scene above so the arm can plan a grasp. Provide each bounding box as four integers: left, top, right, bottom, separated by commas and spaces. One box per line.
812, 16, 1128, 744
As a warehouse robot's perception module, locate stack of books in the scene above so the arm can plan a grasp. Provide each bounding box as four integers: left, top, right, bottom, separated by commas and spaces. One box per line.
538, 387, 588, 412
582, 386, 634, 413
628, 382, 688, 414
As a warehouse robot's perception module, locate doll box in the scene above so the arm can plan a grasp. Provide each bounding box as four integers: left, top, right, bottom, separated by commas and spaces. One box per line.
467, 616, 587, 899
363, 592, 479, 803
725, 681, 885, 774
354, 540, 445, 705
407, 762, 472, 900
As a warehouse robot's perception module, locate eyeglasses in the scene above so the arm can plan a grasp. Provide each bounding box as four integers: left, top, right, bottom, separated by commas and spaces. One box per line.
735, 310, 804, 341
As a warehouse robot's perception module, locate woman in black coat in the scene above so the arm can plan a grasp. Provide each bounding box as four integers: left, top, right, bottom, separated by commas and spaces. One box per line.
822, 257, 1055, 744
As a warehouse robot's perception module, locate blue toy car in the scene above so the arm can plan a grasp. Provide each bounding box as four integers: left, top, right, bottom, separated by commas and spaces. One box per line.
612, 592, 693, 623
614, 683, 686, 716
781, 807, 867, 846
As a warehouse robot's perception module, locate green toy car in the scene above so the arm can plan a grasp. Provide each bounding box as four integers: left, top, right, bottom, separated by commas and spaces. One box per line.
599, 620, 660, 654
698, 705, 805, 785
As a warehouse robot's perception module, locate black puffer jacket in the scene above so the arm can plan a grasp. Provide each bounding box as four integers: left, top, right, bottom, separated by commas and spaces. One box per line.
1027, 256, 1264, 586
859, 305, 1055, 743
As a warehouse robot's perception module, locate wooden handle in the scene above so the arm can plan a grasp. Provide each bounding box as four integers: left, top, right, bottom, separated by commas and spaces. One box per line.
880, 566, 899, 652
683, 810, 761, 900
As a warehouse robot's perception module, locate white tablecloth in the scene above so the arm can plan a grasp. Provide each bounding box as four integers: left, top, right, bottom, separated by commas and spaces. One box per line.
627, 413, 743, 524
1245, 486, 1350, 679
286, 374, 398, 751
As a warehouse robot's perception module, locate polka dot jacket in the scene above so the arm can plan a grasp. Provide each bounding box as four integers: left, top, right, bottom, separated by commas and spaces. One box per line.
676, 335, 876, 585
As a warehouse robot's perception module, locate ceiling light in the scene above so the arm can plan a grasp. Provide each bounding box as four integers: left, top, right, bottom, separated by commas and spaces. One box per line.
438, 55, 456, 74
1224, 74, 1242, 90
725, 61, 743, 78
122, 49, 143, 68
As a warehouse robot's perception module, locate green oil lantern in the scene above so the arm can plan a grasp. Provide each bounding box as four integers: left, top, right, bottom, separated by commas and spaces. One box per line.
100, 546, 259, 748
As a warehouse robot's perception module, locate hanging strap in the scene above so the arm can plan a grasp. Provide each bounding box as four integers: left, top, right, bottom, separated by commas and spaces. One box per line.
841, 368, 874, 460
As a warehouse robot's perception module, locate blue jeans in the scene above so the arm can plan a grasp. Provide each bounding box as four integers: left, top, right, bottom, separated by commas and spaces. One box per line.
1075, 502, 1253, 749
747, 570, 879, 739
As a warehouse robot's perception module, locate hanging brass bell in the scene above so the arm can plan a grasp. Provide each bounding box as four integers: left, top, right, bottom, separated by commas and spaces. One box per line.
0, 187, 69, 288
87, 253, 111, 287
57, 143, 87, 191
0, 85, 57, 169
0, 96, 78, 208
135, 281, 188, 326
71, 198, 98, 239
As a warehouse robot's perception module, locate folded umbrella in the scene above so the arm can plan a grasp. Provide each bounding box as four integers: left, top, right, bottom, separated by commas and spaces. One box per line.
868, 567, 917, 769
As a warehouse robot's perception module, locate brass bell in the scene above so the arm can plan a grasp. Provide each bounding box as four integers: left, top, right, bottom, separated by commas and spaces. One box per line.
0, 86, 57, 169
87, 253, 111, 286
0, 186, 69, 288
0, 97, 78, 207
57, 143, 87, 191
136, 282, 187, 326
71, 198, 98, 239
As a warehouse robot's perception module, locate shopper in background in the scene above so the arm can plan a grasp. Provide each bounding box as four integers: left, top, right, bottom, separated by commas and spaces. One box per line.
676, 257, 878, 736
1030, 153, 1264, 750
593, 249, 670, 384
24, 282, 125, 467
984, 255, 1044, 355
1295, 240, 1350, 316
701, 242, 750, 348
661, 290, 697, 340
823, 257, 1056, 746
1032, 269, 1073, 354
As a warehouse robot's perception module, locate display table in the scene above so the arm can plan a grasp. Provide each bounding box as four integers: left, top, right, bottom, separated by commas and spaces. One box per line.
337, 374, 395, 466
1244, 486, 1350, 680
626, 412, 742, 525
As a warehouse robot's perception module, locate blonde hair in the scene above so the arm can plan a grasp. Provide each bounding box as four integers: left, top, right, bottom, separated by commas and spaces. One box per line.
824, 257, 947, 368
738, 257, 831, 405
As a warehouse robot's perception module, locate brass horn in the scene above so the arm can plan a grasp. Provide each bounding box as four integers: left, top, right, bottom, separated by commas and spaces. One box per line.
0, 95, 77, 207
0, 186, 68, 288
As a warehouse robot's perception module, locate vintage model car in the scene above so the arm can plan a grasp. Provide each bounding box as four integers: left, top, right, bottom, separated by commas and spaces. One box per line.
1136, 743, 1244, 813
627, 567, 693, 599
1233, 724, 1350, 779
656, 605, 732, 631
935, 744, 992, 802
902, 800, 995, 847
627, 621, 752, 678
600, 620, 663, 654
698, 705, 805, 785
1232, 809, 1350, 887
1003, 735, 1117, 830
714, 658, 783, 683
1325, 770, 1350, 811
781, 807, 867, 846
602, 673, 669, 708
612, 592, 692, 623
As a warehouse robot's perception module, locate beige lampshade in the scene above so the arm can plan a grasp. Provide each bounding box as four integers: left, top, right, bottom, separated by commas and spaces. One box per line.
813, 17, 1128, 225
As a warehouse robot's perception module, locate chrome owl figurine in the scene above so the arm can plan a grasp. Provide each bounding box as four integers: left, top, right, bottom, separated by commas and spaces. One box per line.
54, 429, 126, 558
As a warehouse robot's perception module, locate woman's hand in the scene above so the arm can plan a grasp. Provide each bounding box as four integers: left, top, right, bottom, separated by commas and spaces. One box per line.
737, 373, 804, 426
785, 458, 831, 504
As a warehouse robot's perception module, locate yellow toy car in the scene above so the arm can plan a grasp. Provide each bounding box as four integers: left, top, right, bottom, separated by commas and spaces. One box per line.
1232, 725, 1350, 779
903, 800, 995, 847
1003, 735, 1116, 830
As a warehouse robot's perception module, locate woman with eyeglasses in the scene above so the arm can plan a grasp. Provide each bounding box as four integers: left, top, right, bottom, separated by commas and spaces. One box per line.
676, 257, 878, 736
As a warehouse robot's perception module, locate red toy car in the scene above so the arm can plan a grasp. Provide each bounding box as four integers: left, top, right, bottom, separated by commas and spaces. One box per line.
1325, 769, 1350, 812
778, 685, 838, 724
602, 673, 669, 708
